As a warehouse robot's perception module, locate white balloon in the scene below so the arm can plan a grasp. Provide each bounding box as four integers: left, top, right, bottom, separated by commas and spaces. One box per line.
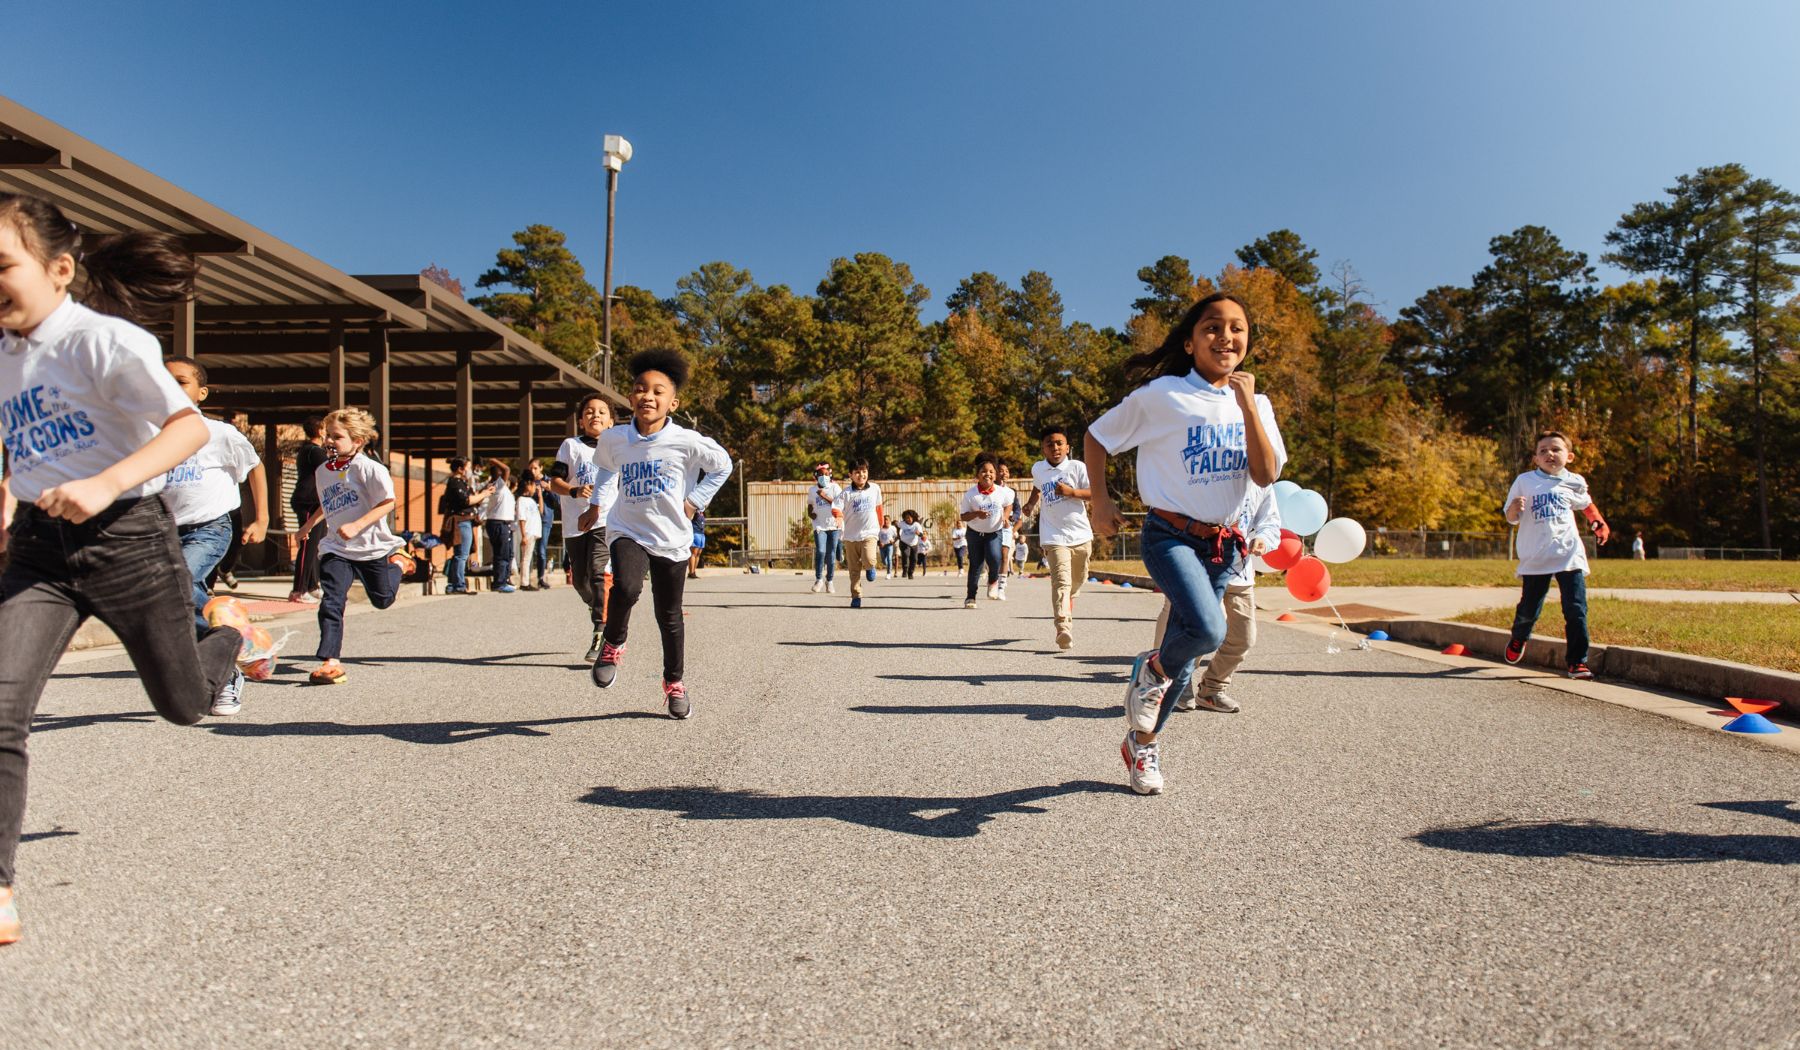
1314, 517, 1367, 563
1251, 554, 1280, 574
1284, 489, 1329, 537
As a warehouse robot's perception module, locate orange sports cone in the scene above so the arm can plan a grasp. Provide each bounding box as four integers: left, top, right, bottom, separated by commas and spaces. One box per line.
1276, 612, 1297, 622
1726, 697, 1780, 715
1441, 643, 1466, 656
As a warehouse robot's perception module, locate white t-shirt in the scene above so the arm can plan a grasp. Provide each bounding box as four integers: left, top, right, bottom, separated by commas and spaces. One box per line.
591, 420, 733, 562
317, 454, 402, 561
555, 435, 617, 539
959, 484, 1017, 534
951, 525, 966, 549
1013, 539, 1028, 565
1508, 469, 1592, 576
1228, 484, 1283, 588
517, 495, 542, 539
1087, 371, 1287, 525
162, 417, 259, 527
840, 482, 882, 541
1031, 457, 1093, 547
899, 521, 922, 547
919, 533, 933, 554
878, 525, 896, 546
0, 296, 193, 504
809, 479, 844, 531
483, 476, 516, 524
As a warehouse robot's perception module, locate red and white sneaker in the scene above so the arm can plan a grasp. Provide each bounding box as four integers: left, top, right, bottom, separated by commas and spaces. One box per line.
1121, 733, 1163, 795
663, 680, 691, 719
1567, 662, 1594, 680
592, 642, 626, 689
1504, 638, 1527, 665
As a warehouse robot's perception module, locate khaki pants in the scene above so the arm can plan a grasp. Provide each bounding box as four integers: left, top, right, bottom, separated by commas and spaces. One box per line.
844, 538, 879, 597
1044, 541, 1091, 632
1153, 585, 1256, 697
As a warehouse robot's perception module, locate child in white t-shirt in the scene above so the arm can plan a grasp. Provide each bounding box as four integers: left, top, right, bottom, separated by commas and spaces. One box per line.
898, 510, 923, 579
161, 360, 268, 642
1020, 426, 1095, 650
550, 394, 619, 659
579, 349, 732, 719
958, 452, 1018, 607
0, 200, 256, 942
951, 523, 967, 572
299, 409, 411, 686
1502, 430, 1610, 679
838, 460, 884, 606
808, 464, 844, 593
1166, 483, 1281, 714
995, 462, 1020, 597
516, 477, 543, 590
1087, 293, 1286, 796
878, 523, 897, 578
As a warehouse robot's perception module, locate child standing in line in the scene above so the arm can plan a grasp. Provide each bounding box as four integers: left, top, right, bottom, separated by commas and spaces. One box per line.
808, 463, 844, 593
1087, 293, 1286, 795
878, 520, 897, 579
1503, 430, 1609, 679
898, 509, 923, 579
550, 394, 619, 660
1020, 426, 1094, 651
958, 452, 1016, 607
516, 476, 543, 590
581, 350, 732, 719
299, 409, 411, 686
839, 459, 884, 608
1164, 483, 1281, 713
0, 196, 247, 943
160, 360, 269, 712
482, 459, 516, 592
951, 521, 967, 572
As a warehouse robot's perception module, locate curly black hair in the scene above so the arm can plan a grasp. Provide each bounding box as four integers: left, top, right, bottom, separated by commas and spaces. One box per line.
629, 348, 690, 390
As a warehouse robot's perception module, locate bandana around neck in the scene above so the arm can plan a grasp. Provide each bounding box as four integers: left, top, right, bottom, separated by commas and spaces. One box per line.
325, 451, 358, 472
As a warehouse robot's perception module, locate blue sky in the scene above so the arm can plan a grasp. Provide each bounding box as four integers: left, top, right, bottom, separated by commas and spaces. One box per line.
5, 1, 1798, 328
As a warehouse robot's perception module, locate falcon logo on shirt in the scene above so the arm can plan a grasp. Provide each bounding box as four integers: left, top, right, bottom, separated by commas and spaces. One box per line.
621, 459, 672, 499
1182, 422, 1248, 482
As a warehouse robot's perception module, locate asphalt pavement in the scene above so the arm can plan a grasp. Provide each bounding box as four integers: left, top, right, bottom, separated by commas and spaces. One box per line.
4, 571, 1798, 1049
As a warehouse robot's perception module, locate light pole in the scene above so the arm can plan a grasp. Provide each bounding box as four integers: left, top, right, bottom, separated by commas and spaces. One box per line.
600, 135, 633, 390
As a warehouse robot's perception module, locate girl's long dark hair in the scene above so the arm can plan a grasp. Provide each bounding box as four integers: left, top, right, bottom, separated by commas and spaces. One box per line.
1121, 292, 1256, 387
0, 192, 197, 324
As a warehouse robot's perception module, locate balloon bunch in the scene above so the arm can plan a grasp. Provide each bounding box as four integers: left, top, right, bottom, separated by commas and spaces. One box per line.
1251, 481, 1368, 606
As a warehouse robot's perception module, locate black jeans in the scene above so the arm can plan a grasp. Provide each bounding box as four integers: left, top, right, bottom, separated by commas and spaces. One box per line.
604, 537, 687, 683
0, 497, 241, 886
566, 528, 611, 627
484, 519, 515, 588
964, 529, 1004, 600
290, 499, 323, 595
902, 544, 922, 578
316, 553, 401, 660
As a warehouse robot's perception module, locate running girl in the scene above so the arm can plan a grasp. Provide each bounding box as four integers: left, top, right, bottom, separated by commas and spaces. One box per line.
1086, 293, 1286, 795
957, 452, 1016, 607
298, 408, 411, 686
898, 509, 923, 579
580, 349, 732, 719
0, 194, 247, 943
549, 393, 618, 660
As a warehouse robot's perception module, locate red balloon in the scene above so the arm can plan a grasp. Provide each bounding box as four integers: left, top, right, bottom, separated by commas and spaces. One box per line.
1262, 534, 1305, 571
1285, 556, 1331, 603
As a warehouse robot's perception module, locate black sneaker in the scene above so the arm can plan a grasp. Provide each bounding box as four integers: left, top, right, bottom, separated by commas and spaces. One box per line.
584, 631, 603, 663
1504, 638, 1527, 665
592, 641, 626, 689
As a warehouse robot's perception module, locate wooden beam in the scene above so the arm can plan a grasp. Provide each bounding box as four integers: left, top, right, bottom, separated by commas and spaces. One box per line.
169, 297, 196, 360
518, 380, 535, 464
196, 364, 556, 387
327, 326, 345, 410
0, 139, 66, 168
199, 303, 386, 324
456, 349, 473, 460
368, 331, 390, 459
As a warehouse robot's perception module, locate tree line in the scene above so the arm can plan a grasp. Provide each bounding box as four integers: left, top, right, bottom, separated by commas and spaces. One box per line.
466, 162, 1800, 554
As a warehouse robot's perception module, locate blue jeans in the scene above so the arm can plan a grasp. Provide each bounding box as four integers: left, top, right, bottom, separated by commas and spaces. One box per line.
485, 519, 515, 588
316, 553, 401, 659
177, 513, 235, 631
447, 519, 474, 591
1141, 513, 1241, 733
814, 529, 841, 581
1512, 570, 1589, 665
964, 529, 1004, 600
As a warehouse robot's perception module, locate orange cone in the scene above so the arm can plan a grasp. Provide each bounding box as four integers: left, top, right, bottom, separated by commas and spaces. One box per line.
1726, 697, 1781, 715
1441, 643, 1466, 656
1275, 612, 1297, 622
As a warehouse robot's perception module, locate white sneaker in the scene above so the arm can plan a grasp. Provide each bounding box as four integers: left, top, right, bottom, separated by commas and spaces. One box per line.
998, 576, 1009, 594
1192, 691, 1240, 714
1174, 689, 1198, 713
826, 579, 836, 594
987, 582, 1000, 600
811, 579, 824, 593
210, 667, 244, 717
1124, 650, 1169, 734
1121, 733, 1164, 795
964, 598, 977, 609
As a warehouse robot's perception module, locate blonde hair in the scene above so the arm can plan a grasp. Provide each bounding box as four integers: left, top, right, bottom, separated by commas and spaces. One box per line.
322, 408, 379, 447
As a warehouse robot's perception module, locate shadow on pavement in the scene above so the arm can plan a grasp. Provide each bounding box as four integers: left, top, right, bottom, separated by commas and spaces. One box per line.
852, 702, 1121, 721
1242, 666, 1528, 681
1699, 800, 1800, 825
876, 671, 1125, 686
1411, 818, 1800, 865
691, 602, 967, 612
340, 652, 584, 670
204, 713, 654, 745
21, 826, 77, 843
31, 711, 159, 732
781, 638, 1027, 652
579, 780, 1120, 838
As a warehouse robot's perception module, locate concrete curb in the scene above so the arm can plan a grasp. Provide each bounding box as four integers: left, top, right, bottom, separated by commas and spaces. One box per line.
1345, 617, 1800, 707
1089, 570, 1159, 591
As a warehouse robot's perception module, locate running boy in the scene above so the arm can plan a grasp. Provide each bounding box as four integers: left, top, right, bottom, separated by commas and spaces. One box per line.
958, 452, 1016, 607
1087, 293, 1286, 795
1020, 426, 1093, 650
300, 409, 410, 686
839, 459, 884, 608
1502, 430, 1610, 679
550, 393, 618, 660
580, 349, 732, 718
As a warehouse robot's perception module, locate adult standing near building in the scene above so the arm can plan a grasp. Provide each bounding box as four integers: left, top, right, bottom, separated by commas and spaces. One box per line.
526, 459, 555, 588
439, 457, 489, 594
482, 459, 517, 592
287, 415, 328, 604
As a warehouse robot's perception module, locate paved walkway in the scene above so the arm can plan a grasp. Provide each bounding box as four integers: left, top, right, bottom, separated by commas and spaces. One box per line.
6, 573, 1798, 1048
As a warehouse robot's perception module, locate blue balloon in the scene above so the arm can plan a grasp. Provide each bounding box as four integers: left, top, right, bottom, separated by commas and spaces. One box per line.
1280, 489, 1329, 537
1273, 479, 1302, 502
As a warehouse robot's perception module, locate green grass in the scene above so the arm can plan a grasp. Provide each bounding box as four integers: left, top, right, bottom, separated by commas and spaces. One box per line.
1089, 557, 1800, 592
1451, 597, 1800, 673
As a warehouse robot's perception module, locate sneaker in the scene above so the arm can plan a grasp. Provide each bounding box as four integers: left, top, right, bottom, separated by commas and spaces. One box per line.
1504, 638, 1527, 665
497, 584, 517, 593
664, 680, 691, 719
308, 588, 323, 599
1121, 733, 1164, 795
850, 596, 862, 609
0, 885, 19, 945
811, 579, 824, 593
1124, 650, 1170, 734
584, 631, 603, 662
826, 579, 836, 594
222, 572, 239, 590
987, 582, 1000, 600
1567, 662, 1594, 680
1055, 627, 1072, 651
309, 661, 347, 686
866, 569, 876, 582
964, 598, 977, 609
1174, 690, 1198, 713
209, 667, 244, 716
592, 642, 626, 689
288, 592, 320, 605
998, 576, 1008, 595
537, 578, 552, 589
1192, 691, 1241, 714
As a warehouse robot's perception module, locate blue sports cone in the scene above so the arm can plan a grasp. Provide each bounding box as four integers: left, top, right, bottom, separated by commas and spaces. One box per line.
1369, 630, 1389, 641
1120, 581, 1133, 589
1087, 577, 1098, 583
1722, 712, 1781, 734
